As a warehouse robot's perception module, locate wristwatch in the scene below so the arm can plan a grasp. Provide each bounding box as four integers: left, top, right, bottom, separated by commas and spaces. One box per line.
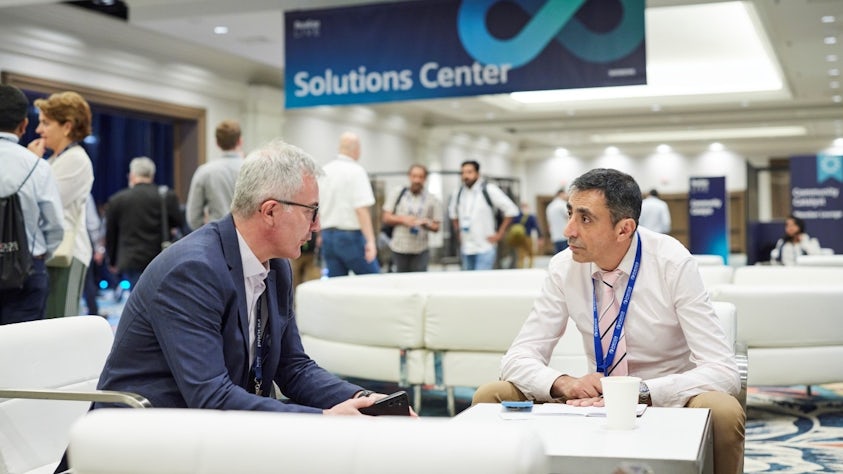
638, 382, 651, 406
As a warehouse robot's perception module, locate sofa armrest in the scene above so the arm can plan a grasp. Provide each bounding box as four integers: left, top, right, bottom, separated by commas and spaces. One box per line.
0, 388, 150, 409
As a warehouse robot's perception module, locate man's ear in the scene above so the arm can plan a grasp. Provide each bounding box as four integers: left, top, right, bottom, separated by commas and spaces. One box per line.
617, 218, 637, 239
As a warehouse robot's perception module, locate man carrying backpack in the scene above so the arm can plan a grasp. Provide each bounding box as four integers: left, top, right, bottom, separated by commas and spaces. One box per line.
448, 160, 519, 271
0, 84, 64, 324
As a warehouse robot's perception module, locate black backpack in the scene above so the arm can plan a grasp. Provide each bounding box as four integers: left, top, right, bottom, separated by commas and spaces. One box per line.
380, 187, 408, 239
0, 160, 39, 290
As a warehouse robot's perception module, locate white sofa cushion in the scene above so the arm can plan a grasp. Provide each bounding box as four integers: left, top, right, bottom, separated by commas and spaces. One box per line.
69, 409, 549, 474
710, 285, 843, 347
731, 266, 843, 286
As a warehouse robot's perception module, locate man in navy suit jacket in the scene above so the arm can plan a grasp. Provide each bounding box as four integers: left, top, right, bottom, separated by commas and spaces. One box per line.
95, 139, 379, 414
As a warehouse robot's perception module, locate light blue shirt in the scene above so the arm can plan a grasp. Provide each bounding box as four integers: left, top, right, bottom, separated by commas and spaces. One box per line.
0, 132, 64, 258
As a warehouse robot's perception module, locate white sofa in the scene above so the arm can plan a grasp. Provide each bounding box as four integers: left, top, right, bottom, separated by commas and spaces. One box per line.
68, 409, 548, 474
297, 269, 743, 414
296, 269, 587, 414
0, 316, 148, 474
730, 265, 843, 286
710, 284, 843, 388
795, 254, 843, 266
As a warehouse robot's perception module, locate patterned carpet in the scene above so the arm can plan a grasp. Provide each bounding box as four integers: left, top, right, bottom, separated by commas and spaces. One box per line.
745, 384, 843, 473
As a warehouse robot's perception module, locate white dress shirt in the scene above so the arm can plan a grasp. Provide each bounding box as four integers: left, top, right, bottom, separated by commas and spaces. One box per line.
447, 179, 519, 254
318, 154, 375, 230
545, 196, 568, 243
49, 144, 94, 264
237, 230, 268, 364
638, 195, 671, 234
501, 227, 739, 407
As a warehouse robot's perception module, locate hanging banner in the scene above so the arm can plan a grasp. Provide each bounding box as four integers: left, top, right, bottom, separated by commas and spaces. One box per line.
688, 176, 729, 263
284, 0, 646, 108
789, 154, 843, 254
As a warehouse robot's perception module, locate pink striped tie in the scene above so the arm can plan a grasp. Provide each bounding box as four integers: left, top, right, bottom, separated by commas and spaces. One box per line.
597, 268, 628, 376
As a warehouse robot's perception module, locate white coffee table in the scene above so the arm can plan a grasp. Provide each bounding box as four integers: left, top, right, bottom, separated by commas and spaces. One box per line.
454, 403, 713, 474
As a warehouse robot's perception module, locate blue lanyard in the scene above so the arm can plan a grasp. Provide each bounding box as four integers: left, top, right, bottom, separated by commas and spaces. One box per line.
592, 235, 642, 374
252, 293, 265, 396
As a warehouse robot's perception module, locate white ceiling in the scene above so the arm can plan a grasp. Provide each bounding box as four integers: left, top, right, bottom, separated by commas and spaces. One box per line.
1, 0, 841, 163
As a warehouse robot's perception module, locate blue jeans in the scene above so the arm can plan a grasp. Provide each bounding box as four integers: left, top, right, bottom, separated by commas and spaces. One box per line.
461, 248, 496, 271
0, 258, 48, 325
321, 229, 381, 277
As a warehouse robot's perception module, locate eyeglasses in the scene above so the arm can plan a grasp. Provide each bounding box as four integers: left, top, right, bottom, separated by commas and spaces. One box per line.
268, 199, 319, 224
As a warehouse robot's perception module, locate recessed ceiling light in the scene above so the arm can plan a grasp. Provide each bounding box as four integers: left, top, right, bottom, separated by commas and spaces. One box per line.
656, 144, 672, 153
821, 15, 836, 23
833, 138, 843, 148
651, 104, 662, 112
825, 36, 838, 45
833, 95, 842, 103
831, 81, 841, 89
555, 148, 569, 157
828, 54, 839, 62
605, 146, 620, 155
591, 126, 806, 143
830, 68, 841, 77
214, 26, 229, 35
709, 142, 725, 152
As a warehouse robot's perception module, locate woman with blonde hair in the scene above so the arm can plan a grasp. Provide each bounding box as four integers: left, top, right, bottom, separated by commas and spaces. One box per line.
28, 91, 94, 317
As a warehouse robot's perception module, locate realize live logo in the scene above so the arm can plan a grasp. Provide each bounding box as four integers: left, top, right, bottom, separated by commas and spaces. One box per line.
292, 19, 320, 38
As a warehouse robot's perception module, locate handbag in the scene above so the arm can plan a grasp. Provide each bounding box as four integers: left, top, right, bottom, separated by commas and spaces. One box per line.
47, 204, 82, 268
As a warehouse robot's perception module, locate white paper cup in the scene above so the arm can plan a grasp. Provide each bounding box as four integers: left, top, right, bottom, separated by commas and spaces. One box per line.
601, 376, 641, 430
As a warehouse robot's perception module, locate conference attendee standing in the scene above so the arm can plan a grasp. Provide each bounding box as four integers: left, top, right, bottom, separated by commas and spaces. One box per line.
105, 157, 182, 291
381, 164, 442, 272
27, 91, 94, 318
185, 119, 244, 230
472, 168, 744, 474
638, 188, 671, 234
545, 188, 569, 253
0, 85, 64, 324
448, 160, 519, 271
318, 132, 380, 277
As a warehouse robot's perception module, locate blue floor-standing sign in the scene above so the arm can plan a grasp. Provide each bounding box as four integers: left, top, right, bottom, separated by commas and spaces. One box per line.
688, 176, 728, 264
789, 154, 843, 254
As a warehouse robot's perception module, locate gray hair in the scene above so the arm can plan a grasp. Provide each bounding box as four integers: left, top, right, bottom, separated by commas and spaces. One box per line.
230, 139, 323, 217
129, 156, 156, 179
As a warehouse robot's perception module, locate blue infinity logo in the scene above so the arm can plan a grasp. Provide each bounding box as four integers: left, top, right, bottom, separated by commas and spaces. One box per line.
457, 0, 645, 68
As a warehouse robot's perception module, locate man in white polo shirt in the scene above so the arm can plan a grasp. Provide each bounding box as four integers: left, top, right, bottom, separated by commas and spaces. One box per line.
318, 132, 380, 277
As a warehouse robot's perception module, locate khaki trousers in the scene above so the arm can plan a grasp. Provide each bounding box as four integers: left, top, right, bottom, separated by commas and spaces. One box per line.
473, 381, 745, 474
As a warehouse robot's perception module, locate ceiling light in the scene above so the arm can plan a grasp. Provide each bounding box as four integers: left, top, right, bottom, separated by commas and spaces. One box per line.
214, 26, 229, 35
831, 81, 841, 89
554, 148, 569, 157
828, 54, 839, 62
656, 144, 672, 153
591, 126, 807, 143
821, 15, 836, 23
833, 96, 842, 103
833, 138, 843, 148
825, 36, 838, 45
651, 104, 662, 112
709, 142, 726, 152
830, 68, 841, 77
605, 146, 620, 155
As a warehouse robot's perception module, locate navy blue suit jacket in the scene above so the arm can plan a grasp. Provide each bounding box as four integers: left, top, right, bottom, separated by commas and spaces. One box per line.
96, 215, 362, 412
